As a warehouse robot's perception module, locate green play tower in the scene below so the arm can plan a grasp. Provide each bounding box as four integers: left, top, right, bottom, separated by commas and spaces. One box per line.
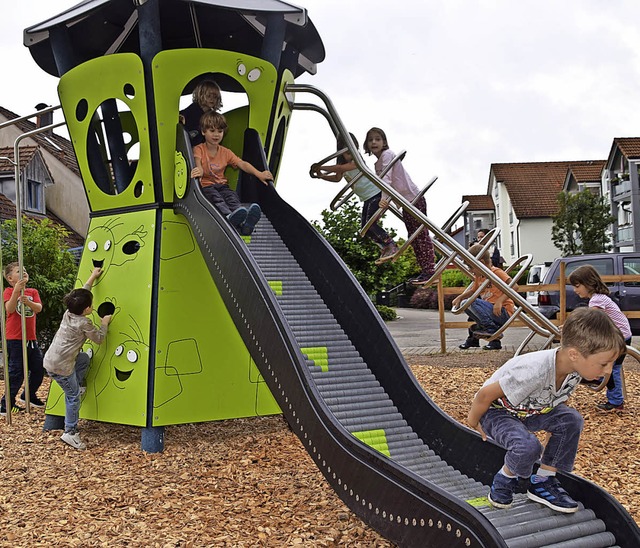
27, 0, 324, 450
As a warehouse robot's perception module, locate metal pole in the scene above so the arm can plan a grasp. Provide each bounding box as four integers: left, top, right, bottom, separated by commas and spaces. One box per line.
12, 120, 66, 414
287, 83, 559, 337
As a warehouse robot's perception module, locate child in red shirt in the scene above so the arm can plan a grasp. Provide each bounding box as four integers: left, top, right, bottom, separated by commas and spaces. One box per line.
1, 262, 45, 415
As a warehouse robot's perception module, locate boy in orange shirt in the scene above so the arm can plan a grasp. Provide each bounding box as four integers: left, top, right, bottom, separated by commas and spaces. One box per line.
453, 243, 518, 350
190, 111, 273, 236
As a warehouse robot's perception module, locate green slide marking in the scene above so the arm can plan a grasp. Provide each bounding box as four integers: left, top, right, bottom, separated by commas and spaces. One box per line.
466, 497, 491, 508
268, 280, 282, 295
353, 429, 391, 457
301, 346, 328, 372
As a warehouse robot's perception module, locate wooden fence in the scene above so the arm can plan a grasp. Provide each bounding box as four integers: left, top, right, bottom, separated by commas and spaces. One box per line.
435, 262, 640, 353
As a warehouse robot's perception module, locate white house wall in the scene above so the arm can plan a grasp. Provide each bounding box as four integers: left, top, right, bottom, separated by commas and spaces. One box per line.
518, 218, 559, 264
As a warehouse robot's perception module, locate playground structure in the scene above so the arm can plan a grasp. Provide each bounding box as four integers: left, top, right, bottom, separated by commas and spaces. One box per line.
1, 0, 635, 545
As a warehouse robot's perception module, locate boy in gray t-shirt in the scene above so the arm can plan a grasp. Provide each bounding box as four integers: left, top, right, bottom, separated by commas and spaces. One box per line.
468, 307, 625, 513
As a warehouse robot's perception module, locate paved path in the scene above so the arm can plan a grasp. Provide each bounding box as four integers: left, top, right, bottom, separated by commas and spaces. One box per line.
385, 308, 551, 355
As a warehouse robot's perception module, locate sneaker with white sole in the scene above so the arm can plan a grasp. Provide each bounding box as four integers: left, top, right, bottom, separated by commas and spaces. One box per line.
61, 431, 86, 450
17, 395, 46, 408
488, 471, 518, 509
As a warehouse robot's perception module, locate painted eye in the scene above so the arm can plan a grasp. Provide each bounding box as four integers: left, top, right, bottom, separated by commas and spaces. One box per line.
237, 63, 247, 76
115, 345, 124, 356
88, 241, 98, 252
247, 68, 262, 82
127, 350, 138, 363
85, 348, 94, 359
104, 240, 112, 251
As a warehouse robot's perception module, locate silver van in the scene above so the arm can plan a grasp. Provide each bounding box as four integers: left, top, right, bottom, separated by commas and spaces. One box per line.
536, 253, 640, 335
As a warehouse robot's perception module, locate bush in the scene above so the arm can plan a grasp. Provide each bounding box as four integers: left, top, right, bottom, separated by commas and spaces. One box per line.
376, 305, 397, 321
441, 269, 471, 287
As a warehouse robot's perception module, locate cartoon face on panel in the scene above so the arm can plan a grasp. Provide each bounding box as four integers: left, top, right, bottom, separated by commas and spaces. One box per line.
84, 218, 148, 284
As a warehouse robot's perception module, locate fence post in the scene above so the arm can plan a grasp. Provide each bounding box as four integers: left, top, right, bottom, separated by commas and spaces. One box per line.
438, 278, 446, 353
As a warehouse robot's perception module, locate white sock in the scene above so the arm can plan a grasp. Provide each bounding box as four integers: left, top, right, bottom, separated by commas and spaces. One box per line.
500, 466, 517, 479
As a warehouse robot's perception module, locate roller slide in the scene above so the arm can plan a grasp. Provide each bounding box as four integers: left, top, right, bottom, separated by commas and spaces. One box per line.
174, 149, 639, 548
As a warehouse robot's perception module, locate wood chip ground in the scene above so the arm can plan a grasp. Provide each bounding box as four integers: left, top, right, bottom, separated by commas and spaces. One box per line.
1, 351, 638, 546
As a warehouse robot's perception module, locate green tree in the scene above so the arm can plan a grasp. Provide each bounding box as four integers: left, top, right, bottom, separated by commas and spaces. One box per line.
312, 198, 419, 294
1, 217, 78, 347
551, 190, 615, 256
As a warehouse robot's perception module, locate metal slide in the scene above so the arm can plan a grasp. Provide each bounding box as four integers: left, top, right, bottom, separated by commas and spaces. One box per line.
174, 167, 640, 547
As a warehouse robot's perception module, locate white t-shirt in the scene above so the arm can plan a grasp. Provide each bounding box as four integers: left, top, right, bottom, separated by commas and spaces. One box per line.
483, 348, 581, 417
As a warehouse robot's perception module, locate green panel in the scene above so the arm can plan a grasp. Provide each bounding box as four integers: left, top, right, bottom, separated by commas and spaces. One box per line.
45, 211, 156, 427
301, 346, 328, 372
152, 210, 279, 426
352, 429, 391, 457
268, 280, 282, 295
221, 106, 249, 189
151, 49, 278, 200
58, 54, 155, 212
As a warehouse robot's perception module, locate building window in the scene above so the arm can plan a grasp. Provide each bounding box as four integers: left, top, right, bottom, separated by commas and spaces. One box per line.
25, 179, 44, 214
510, 231, 515, 256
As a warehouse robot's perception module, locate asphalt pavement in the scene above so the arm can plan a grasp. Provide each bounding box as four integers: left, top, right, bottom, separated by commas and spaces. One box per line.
385, 308, 551, 355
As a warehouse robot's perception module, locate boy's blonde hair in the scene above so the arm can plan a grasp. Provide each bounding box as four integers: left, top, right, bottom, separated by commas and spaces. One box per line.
562, 307, 626, 356
199, 111, 228, 134
468, 243, 491, 265
3, 262, 19, 281
192, 79, 222, 111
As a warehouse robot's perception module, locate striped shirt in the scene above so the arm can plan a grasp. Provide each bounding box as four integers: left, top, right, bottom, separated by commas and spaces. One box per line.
589, 293, 632, 340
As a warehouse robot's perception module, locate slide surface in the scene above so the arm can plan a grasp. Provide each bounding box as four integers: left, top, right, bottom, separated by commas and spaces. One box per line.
175, 175, 640, 547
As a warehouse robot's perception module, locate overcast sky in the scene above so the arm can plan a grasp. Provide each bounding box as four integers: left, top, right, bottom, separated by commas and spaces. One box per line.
4, 1, 640, 235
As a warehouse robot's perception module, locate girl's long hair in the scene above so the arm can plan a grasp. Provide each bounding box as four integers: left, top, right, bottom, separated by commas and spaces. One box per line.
568, 264, 610, 295
336, 133, 358, 165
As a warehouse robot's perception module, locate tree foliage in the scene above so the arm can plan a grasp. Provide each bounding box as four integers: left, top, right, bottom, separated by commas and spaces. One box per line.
551, 190, 615, 256
312, 198, 419, 294
1, 218, 78, 347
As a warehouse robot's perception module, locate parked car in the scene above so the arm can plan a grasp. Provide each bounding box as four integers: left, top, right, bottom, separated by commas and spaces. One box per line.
536, 252, 640, 335
526, 262, 552, 306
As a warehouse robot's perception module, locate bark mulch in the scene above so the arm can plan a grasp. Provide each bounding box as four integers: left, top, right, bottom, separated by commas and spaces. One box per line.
1, 350, 638, 546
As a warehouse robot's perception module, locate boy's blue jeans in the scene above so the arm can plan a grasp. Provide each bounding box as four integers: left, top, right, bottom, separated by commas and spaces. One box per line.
464, 298, 510, 334
480, 404, 584, 477
49, 352, 90, 433
1, 339, 44, 407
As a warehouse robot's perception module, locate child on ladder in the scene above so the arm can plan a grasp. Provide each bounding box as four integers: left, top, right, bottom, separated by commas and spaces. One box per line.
364, 127, 436, 285
568, 265, 631, 411
310, 133, 399, 264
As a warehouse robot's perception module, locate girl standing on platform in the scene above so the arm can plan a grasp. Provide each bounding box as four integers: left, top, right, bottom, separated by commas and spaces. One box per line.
364, 127, 436, 285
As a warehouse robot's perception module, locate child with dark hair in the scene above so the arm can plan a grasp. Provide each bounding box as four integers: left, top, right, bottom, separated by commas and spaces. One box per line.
364, 127, 436, 284
44, 268, 112, 450
0, 262, 45, 416
191, 111, 272, 235
469, 307, 625, 513
569, 264, 632, 411
310, 133, 398, 264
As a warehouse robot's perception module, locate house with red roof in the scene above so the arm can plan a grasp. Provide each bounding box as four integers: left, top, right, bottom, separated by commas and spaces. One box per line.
0, 106, 86, 247
605, 137, 640, 252
465, 160, 606, 265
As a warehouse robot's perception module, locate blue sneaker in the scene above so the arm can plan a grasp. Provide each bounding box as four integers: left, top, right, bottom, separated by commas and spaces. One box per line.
227, 207, 248, 229
488, 472, 518, 509
240, 203, 261, 236
527, 476, 579, 513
